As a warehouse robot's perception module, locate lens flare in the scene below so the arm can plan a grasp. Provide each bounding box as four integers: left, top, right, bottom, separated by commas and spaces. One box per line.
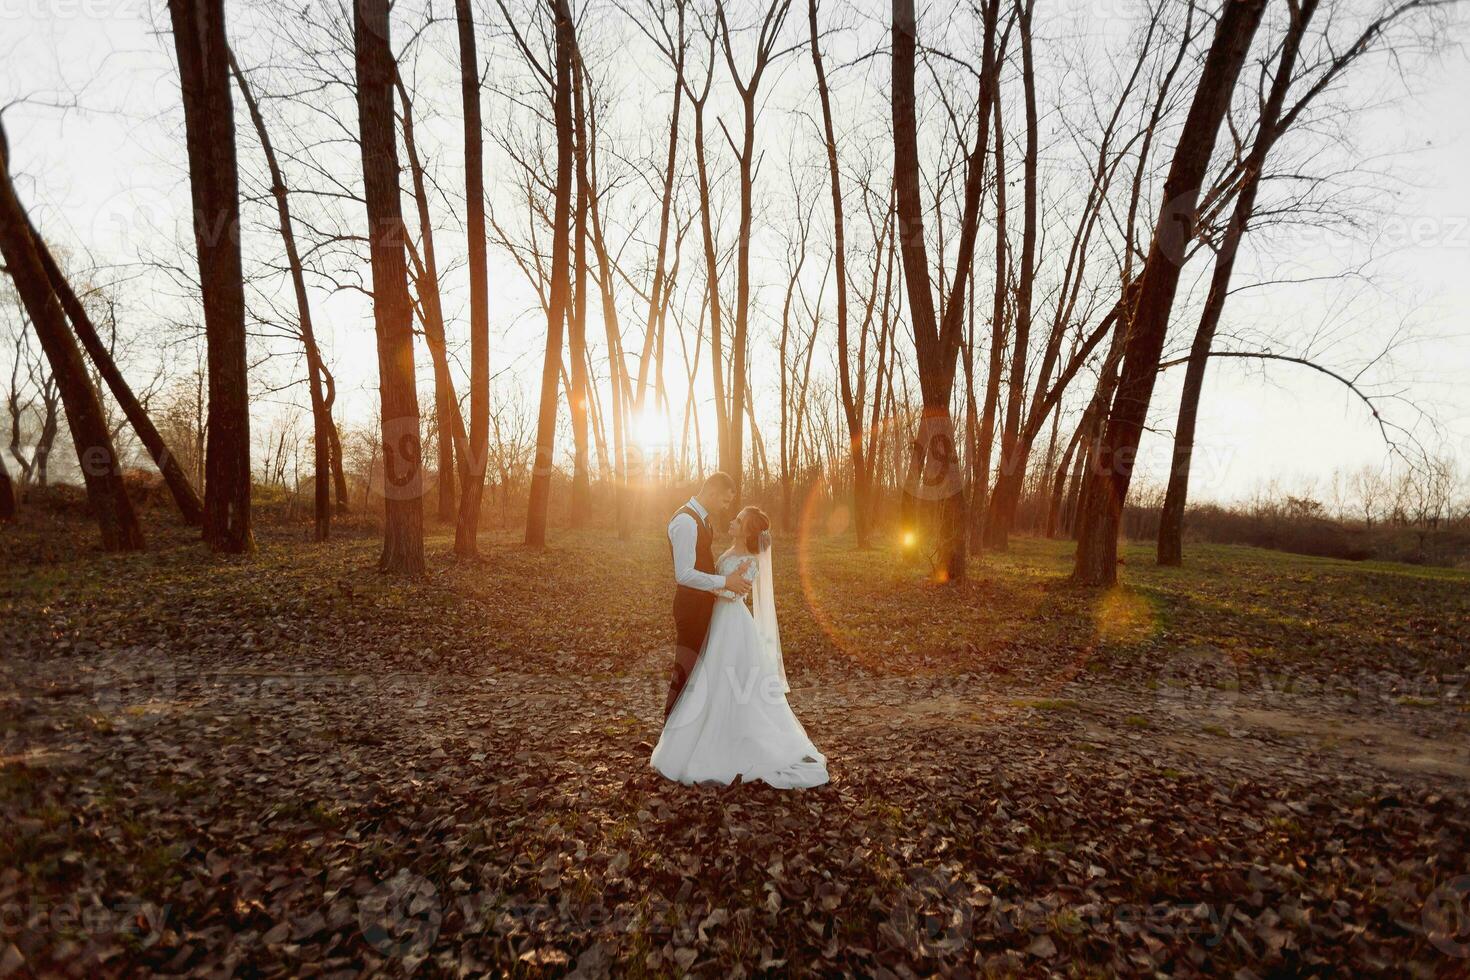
632, 407, 669, 452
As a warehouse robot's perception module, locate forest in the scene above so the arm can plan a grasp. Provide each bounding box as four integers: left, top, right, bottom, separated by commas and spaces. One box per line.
3, 0, 1469, 974
1, 0, 1463, 575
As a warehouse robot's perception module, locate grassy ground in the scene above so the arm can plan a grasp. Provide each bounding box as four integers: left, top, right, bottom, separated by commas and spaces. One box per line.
2, 509, 1468, 977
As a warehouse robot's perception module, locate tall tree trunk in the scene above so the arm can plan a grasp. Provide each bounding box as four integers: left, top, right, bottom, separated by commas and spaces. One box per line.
973, 88, 1008, 545
1158, 0, 1317, 566
982, 0, 1037, 551
891, 0, 999, 582
729, 111, 754, 496
866, 214, 897, 536
229, 51, 331, 540
33, 381, 58, 487
632, 0, 684, 421
27, 218, 205, 526
355, 0, 425, 574
524, 0, 575, 548
1044, 421, 1083, 537
395, 74, 466, 526
0, 452, 13, 521
581, 82, 631, 537
169, 0, 253, 553
322, 364, 351, 514
454, 0, 490, 558
1074, 0, 1267, 587
568, 50, 592, 528
810, 0, 868, 547
689, 65, 729, 475
0, 124, 143, 551
715, 0, 794, 500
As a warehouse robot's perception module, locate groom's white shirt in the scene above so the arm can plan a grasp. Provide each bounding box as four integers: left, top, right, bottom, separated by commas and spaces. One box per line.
669, 497, 725, 593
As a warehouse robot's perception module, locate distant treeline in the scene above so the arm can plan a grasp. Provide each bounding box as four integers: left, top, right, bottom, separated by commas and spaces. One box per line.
1120, 493, 1470, 569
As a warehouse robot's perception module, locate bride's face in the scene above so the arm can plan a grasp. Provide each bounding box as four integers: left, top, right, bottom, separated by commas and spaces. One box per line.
728, 510, 751, 540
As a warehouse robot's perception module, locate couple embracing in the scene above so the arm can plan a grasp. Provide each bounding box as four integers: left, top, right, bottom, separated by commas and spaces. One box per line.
650, 472, 829, 790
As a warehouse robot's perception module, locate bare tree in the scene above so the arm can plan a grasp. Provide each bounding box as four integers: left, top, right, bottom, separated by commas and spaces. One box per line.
355, 0, 425, 573
809, 0, 871, 546
395, 66, 471, 527
6, 323, 36, 486
890, 0, 1002, 582
1073, 0, 1269, 587
0, 122, 143, 550
0, 450, 12, 521
525, 0, 576, 548
568, 40, 593, 527
715, 0, 796, 501
168, 0, 254, 552
1157, 0, 1444, 565
228, 49, 334, 539
455, 0, 492, 558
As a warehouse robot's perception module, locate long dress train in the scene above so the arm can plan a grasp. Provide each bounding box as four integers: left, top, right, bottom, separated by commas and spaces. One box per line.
652, 551, 828, 789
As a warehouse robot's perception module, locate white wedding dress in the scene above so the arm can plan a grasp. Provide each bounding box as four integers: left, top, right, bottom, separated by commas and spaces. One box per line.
652, 548, 828, 789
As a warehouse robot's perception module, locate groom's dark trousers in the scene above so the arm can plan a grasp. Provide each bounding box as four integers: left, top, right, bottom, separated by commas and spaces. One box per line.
665, 505, 717, 719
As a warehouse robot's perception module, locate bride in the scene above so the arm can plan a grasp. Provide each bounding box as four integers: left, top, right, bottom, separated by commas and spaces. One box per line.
652, 506, 829, 789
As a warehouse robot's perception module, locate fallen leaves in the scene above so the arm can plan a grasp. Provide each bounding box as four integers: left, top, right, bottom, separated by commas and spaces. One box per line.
1, 518, 1467, 975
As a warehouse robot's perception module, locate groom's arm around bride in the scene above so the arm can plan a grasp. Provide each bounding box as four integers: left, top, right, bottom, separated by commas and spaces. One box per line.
663, 472, 751, 720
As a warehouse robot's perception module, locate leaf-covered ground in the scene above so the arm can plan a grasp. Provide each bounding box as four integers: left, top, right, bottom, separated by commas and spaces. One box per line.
2, 510, 1468, 977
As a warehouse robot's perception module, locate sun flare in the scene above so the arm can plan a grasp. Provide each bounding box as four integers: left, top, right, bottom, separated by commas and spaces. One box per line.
632, 407, 671, 451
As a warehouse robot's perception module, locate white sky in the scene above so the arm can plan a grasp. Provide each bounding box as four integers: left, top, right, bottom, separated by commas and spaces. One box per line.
2, 0, 1468, 504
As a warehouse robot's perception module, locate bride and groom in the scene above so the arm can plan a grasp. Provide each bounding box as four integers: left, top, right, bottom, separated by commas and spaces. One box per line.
650, 472, 829, 789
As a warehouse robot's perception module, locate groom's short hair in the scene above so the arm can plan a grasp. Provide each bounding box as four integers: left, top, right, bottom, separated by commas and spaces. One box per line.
702, 471, 735, 494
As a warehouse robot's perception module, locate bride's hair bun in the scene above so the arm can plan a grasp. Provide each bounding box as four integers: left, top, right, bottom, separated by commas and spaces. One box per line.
740, 506, 771, 554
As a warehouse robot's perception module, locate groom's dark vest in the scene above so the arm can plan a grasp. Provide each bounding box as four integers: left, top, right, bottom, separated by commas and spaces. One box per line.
671, 505, 717, 652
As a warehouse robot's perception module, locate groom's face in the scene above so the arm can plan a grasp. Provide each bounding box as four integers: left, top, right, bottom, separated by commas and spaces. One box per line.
709, 486, 735, 522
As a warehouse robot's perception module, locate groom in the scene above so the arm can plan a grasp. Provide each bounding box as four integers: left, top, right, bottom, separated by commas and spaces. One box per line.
664, 472, 752, 719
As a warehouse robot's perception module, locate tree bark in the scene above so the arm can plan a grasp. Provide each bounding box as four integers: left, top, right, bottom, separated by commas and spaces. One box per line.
716, 0, 794, 502
568, 48, 592, 528
0, 451, 13, 521
229, 51, 332, 540
1158, 0, 1318, 566
524, 0, 575, 548
322, 364, 351, 514
891, 0, 1000, 581
687, 38, 729, 476
1044, 420, 1083, 537
0, 124, 143, 550
810, 0, 868, 546
973, 87, 1007, 545
27, 218, 205, 526
355, 0, 425, 573
584, 130, 630, 537
168, 0, 253, 553
454, 0, 490, 558
1073, 0, 1267, 587
395, 73, 467, 526
982, 0, 1037, 552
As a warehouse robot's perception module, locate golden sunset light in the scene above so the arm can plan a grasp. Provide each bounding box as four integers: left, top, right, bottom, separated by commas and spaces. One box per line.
4, 0, 1468, 972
